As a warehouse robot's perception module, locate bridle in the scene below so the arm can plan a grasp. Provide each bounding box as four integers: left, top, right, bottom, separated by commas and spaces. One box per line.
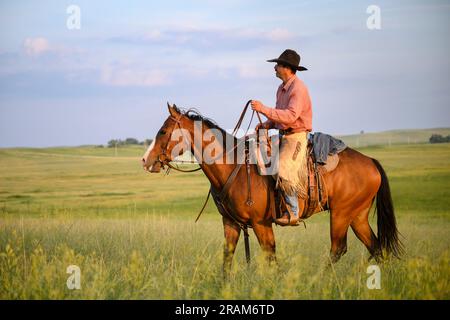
151, 113, 202, 174
150, 100, 266, 174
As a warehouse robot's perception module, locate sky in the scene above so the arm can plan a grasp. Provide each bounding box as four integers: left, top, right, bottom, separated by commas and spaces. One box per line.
0, 0, 449, 147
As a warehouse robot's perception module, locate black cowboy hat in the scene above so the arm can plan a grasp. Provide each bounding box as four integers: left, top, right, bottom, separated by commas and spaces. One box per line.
267, 49, 308, 71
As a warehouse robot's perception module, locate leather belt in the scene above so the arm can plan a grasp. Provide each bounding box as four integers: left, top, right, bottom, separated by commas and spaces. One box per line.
280, 128, 299, 135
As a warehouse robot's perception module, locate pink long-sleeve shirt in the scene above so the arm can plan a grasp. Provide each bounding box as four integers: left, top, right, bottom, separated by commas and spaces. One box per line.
260, 75, 312, 132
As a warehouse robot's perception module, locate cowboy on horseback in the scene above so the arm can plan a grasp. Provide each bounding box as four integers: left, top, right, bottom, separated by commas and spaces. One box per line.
251, 49, 312, 227
143, 61, 402, 268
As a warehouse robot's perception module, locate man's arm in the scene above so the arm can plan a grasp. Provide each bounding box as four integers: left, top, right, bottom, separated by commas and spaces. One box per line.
259, 90, 302, 125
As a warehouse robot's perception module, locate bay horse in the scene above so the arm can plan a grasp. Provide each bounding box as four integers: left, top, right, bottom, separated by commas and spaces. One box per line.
142, 104, 403, 274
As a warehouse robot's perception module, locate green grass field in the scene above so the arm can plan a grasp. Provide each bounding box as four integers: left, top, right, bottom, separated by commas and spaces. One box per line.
0, 141, 449, 299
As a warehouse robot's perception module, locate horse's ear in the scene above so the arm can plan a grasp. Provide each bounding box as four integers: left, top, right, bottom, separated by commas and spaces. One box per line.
167, 102, 179, 117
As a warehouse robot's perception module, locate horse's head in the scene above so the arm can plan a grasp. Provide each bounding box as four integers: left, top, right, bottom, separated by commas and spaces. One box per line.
142, 103, 190, 173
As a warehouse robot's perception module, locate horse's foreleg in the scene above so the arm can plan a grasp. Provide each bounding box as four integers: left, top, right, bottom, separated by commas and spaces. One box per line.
329, 211, 350, 263
252, 221, 276, 265
222, 217, 241, 278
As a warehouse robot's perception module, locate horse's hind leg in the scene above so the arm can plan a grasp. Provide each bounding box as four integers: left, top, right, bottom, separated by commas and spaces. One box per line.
222, 217, 241, 277
351, 208, 382, 262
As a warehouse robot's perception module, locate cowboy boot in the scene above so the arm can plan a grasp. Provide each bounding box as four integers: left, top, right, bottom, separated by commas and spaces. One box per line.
275, 211, 299, 226
275, 191, 300, 226
274, 213, 290, 226
289, 215, 299, 226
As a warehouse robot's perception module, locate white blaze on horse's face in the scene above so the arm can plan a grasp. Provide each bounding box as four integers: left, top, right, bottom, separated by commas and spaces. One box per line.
142, 139, 157, 171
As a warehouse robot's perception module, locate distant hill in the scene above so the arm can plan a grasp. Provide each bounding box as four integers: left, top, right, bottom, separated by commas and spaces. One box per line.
1, 128, 449, 153
336, 127, 450, 148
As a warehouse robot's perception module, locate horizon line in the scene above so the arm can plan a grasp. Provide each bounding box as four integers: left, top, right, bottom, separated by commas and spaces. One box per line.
1, 126, 449, 149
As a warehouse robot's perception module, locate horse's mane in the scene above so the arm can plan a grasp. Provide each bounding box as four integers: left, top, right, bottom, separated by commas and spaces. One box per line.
173, 105, 232, 138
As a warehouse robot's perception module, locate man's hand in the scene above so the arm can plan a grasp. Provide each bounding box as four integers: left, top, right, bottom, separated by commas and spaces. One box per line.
255, 121, 270, 131
251, 100, 263, 112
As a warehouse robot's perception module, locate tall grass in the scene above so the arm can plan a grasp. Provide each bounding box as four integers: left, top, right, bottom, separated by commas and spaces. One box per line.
0, 214, 448, 299
0, 143, 449, 299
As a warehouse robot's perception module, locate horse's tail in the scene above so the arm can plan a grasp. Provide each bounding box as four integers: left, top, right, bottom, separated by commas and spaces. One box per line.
371, 158, 404, 258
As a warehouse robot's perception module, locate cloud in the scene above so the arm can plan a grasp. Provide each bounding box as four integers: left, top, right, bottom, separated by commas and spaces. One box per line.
237, 64, 267, 79
100, 63, 170, 87
109, 27, 296, 51
267, 28, 294, 41
23, 37, 50, 56
12, 26, 299, 89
